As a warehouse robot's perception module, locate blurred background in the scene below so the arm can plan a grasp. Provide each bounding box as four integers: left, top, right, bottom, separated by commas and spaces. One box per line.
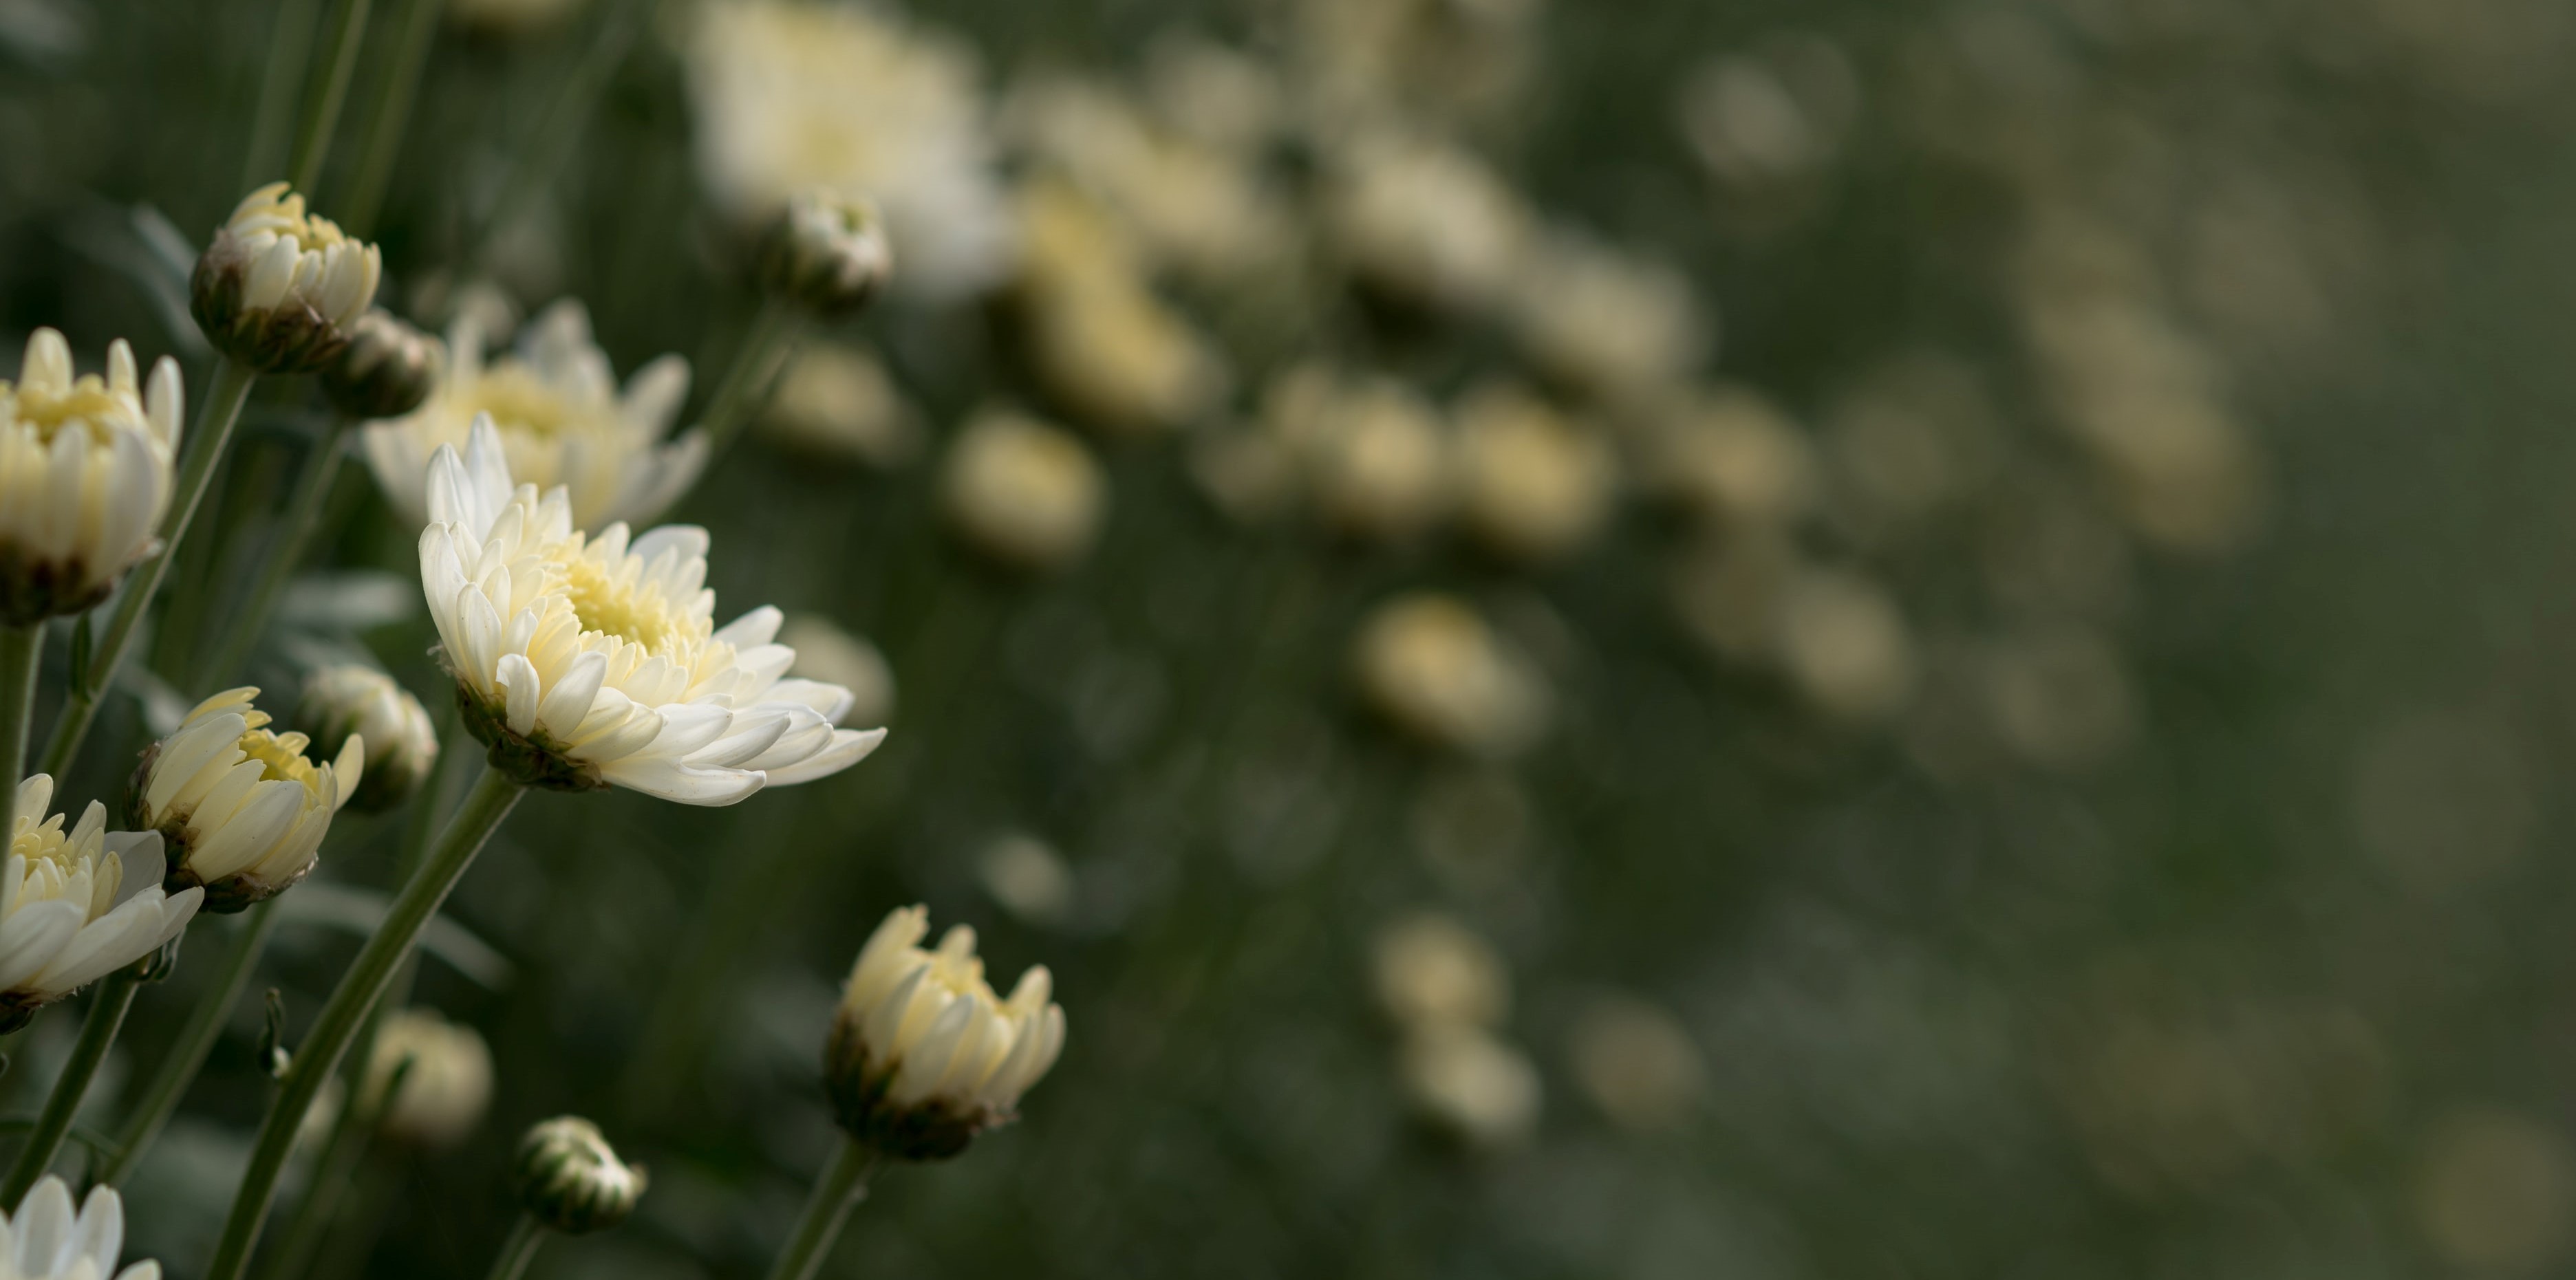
3, 0, 2573, 1275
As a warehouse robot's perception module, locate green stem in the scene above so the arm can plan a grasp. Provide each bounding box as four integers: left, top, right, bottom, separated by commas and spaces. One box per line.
482, 1215, 548, 1280
700, 296, 798, 458
763, 1137, 880, 1280
200, 766, 525, 1280
0, 624, 42, 834
242, 0, 323, 189
1, 971, 140, 1202
286, 0, 376, 195
336, 0, 440, 237
471, 0, 646, 263
202, 417, 352, 688
39, 359, 258, 779
101, 901, 283, 1186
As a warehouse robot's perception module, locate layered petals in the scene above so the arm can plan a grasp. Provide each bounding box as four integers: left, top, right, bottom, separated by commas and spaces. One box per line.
0, 331, 182, 624
0, 775, 201, 1023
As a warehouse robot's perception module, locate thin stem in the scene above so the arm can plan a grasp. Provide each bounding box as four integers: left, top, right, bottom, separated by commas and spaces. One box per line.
470, 0, 647, 262
762, 1136, 881, 1280
40, 359, 259, 779
202, 417, 352, 688
0, 624, 43, 834
286, 0, 376, 195
1, 971, 140, 1202
242, 0, 323, 189
200, 766, 525, 1280
101, 901, 283, 1186
482, 1215, 547, 1280
336, 0, 440, 237
700, 296, 798, 458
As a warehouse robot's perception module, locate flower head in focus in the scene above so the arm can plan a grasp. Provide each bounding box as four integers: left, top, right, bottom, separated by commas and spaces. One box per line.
294, 665, 439, 813
365, 1007, 494, 1149
826, 906, 1066, 1160
420, 417, 885, 803
0, 776, 197, 1031
758, 191, 895, 318
191, 182, 383, 373
131, 688, 359, 913
363, 300, 703, 534
0, 331, 182, 624
939, 409, 1106, 574
0, 1176, 164, 1280
513, 1116, 647, 1235
686, 0, 1013, 301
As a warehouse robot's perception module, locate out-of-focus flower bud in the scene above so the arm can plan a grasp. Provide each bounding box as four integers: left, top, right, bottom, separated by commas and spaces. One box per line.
1399, 1026, 1541, 1150
1772, 567, 1917, 722
760, 343, 923, 469
1373, 913, 1509, 1031
1296, 377, 1451, 545
940, 410, 1107, 574
758, 191, 894, 318
1452, 384, 1616, 565
513, 1116, 647, 1235
1352, 594, 1549, 759
366, 1008, 495, 1149
826, 907, 1066, 1161
131, 687, 361, 912
294, 666, 438, 813
319, 310, 441, 420
191, 182, 383, 373
0, 331, 183, 624
1566, 994, 1706, 1131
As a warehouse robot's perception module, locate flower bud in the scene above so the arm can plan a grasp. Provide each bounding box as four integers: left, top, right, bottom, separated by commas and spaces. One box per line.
758, 191, 894, 318
939, 410, 1106, 574
294, 665, 438, 813
366, 1008, 494, 1149
0, 330, 184, 624
191, 182, 384, 373
513, 1116, 647, 1235
319, 310, 441, 420
826, 907, 1066, 1161
131, 687, 361, 912
1351, 594, 1549, 759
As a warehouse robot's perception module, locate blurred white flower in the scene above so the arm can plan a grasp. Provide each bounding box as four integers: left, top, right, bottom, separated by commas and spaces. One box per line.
1641, 386, 1820, 529
191, 182, 383, 373
939, 410, 1107, 573
1352, 594, 1549, 759
363, 299, 702, 534
1372, 913, 1509, 1031
775, 616, 895, 729
420, 418, 884, 804
0, 775, 197, 1029
977, 833, 1073, 926
1451, 384, 1616, 565
1324, 131, 1530, 314
1510, 230, 1708, 400
0, 330, 182, 624
295, 665, 440, 814
1567, 994, 1706, 1131
0, 1176, 164, 1280
1399, 1026, 1541, 1149
133, 688, 361, 913
366, 1008, 495, 1149
826, 906, 1067, 1160
1268, 369, 1452, 545
686, 0, 1014, 300
1773, 568, 1917, 722
759, 343, 922, 469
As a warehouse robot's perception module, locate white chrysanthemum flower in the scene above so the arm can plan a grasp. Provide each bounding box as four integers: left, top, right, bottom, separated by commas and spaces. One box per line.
0, 330, 183, 624
825, 906, 1066, 1160
191, 182, 383, 373
939, 410, 1106, 573
363, 300, 702, 534
296, 665, 439, 814
0, 777, 198, 1030
420, 417, 884, 805
0, 1177, 164, 1280
685, 0, 1014, 300
131, 688, 361, 913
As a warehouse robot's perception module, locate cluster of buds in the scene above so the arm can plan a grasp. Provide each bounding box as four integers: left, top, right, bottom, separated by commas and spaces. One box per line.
0, 331, 183, 625
513, 1116, 647, 1234
130, 687, 362, 912
295, 665, 440, 813
825, 907, 1066, 1160
757, 191, 894, 318
191, 182, 383, 373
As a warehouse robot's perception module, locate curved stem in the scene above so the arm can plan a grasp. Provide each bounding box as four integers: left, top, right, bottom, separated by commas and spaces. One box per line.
336, 0, 440, 238
482, 1215, 547, 1280
1, 971, 140, 1202
0, 624, 43, 836
41, 358, 259, 779
699, 297, 797, 459
200, 766, 524, 1280
762, 1136, 880, 1280
100, 901, 282, 1186
202, 417, 352, 688
286, 0, 376, 195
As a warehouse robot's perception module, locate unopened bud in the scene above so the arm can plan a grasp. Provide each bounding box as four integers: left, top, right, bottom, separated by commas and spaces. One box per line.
758, 191, 893, 318
513, 1116, 647, 1235
191, 183, 383, 373
295, 666, 438, 813
320, 310, 441, 420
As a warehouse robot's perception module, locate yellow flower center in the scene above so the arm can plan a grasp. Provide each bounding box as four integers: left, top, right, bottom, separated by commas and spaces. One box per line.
466, 366, 581, 440
9, 813, 71, 867
241, 728, 329, 797
6, 376, 131, 444
559, 554, 691, 655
